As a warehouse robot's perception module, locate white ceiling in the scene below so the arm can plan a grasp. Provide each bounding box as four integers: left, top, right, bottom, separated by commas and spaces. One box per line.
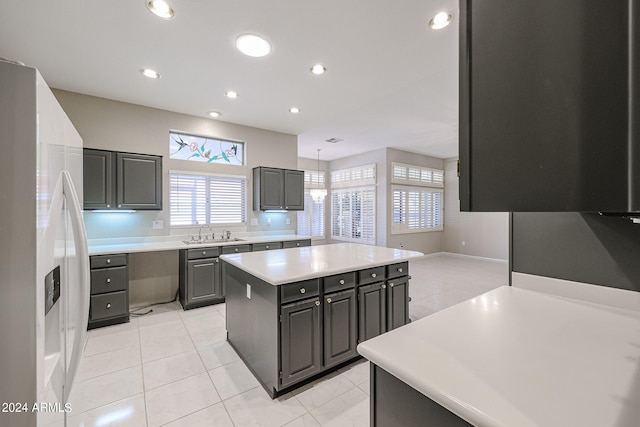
0, 0, 459, 161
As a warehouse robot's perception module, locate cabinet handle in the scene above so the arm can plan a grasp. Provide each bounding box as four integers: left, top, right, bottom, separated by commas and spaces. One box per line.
326, 298, 332, 303
215, 259, 219, 263
296, 242, 300, 246
118, 204, 122, 208
300, 288, 306, 294
106, 303, 111, 309
106, 278, 111, 283
390, 282, 395, 287
235, 248, 239, 252
315, 301, 320, 306
398, 268, 403, 273
382, 284, 387, 289
371, 273, 377, 278
202, 251, 207, 255
266, 245, 269, 249
339, 279, 345, 285
106, 258, 111, 264
106, 204, 111, 208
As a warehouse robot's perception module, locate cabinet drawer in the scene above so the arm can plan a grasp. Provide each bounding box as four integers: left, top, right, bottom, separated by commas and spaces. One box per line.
187, 247, 220, 260
324, 272, 356, 293
387, 262, 408, 279
252, 242, 283, 252
282, 239, 311, 249
90, 254, 127, 269
281, 279, 320, 304
357, 266, 386, 285
91, 266, 127, 294
90, 291, 128, 321
221, 244, 252, 254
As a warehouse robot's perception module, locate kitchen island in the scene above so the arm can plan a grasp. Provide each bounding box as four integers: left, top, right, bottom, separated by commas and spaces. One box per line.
357, 285, 640, 427
220, 243, 423, 397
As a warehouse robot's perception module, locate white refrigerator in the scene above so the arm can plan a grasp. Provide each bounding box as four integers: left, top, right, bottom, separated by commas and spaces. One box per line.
0, 60, 90, 426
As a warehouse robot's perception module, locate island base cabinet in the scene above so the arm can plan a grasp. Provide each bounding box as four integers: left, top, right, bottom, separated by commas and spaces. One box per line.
323, 289, 357, 368
280, 298, 322, 388
358, 283, 387, 342
371, 365, 472, 427
387, 277, 409, 331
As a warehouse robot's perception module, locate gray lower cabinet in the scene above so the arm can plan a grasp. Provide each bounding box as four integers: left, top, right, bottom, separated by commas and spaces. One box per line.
280, 297, 322, 387
179, 247, 222, 310
88, 254, 129, 329
252, 241, 283, 252
282, 239, 311, 249
386, 276, 409, 331
358, 283, 387, 342
323, 288, 357, 368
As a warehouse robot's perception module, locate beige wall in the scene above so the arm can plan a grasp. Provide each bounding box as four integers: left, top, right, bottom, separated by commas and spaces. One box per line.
442, 158, 509, 260
53, 89, 299, 240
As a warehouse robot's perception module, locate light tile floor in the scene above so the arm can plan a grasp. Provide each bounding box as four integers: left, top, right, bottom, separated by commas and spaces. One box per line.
68, 254, 508, 426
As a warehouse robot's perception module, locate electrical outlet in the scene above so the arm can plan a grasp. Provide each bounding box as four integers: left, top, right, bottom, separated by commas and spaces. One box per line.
267, 217, 271, 225
286, 218, 291, 225
461, 240, 466, 246
152, 220, 164, 230
251, 218, 258, 226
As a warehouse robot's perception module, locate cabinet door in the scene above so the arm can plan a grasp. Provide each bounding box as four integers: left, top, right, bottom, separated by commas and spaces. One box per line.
83, 149, 114, 209
358, 283, 387, 342
323, 289, 357, 369
386, 278, 409, 331
283, 169, 304, 210
116, 153, 162, 209
186, 258, 220, 305
460, 0, 632, 212
259, 167, 284, 210
281, 298, 321, 387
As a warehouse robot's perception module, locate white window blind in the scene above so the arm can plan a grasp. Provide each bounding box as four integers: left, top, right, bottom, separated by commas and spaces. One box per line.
170, 171, 247, 226
392, 185, 443, 233
331, 187, 376, 244
304, 170, 325, 187
392, 162, 444, 187
298, 192, 325, 238
331, 164, 376, 188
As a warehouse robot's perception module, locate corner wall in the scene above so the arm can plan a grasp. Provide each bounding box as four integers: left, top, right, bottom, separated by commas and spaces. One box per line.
442, 158, 509, 260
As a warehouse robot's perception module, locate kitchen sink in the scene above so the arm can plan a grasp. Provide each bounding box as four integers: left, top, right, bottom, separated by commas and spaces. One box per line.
182, 237, 245, 245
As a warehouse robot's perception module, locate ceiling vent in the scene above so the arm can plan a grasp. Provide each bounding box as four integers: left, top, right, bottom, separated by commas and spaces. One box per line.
325, 138, 343, 143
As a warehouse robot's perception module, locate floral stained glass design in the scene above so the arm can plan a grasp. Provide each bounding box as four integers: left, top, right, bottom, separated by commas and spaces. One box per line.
169, 131, 244, 165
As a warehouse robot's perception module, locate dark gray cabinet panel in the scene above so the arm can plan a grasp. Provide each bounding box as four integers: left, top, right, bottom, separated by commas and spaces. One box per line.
387, 277, 409, 331
83, 149, 114, 209
116, 153, 162, 210
282, 239, 311, 249
284, 169, 304, 210
358, 283, 387, 342
221, 244, 252, 254
252, 241, 283, 252
459, 0, 637, 212
323, 289, 357, 368
281, 298, 322, 387
89, 254, 129, 329
83, 149, 162, 210
179, 249, 223, 310
253, 166, 304, 211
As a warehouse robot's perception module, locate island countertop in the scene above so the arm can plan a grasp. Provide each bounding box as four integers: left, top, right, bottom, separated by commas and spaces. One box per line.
357, 285, 640, 427
219, 242, 424, 285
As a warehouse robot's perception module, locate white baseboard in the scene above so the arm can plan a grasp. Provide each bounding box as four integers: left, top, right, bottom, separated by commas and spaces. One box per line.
440, 251, 508, 264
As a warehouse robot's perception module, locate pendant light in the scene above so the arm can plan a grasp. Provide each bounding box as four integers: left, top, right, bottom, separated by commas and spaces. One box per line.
309, 149, 327, 202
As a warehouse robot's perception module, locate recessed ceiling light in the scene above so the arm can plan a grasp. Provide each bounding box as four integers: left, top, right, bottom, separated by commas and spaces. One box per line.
289, 107, 300, 114
208, 111, 222, 118
139, 68, 161, 79
429, 12, 453, 29
225, 91, 238, 99
235, 34, 271, 57
310, 64, 326, 75
146, 0, 174, 19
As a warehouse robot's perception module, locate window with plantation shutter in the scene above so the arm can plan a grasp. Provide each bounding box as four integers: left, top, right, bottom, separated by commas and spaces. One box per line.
392, 185, 443, 234
331, 187, 376, 244
169, 171, 246, 226
392, 162, 444, 187
298, 170, 325, 238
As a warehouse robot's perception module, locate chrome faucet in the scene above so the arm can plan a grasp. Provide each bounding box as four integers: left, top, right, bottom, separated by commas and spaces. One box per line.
225, 230, 231, 240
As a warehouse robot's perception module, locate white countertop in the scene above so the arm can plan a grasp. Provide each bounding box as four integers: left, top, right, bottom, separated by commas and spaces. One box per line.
219, 243, 424, 285
87, 234, 310, 256
357, 286, 640, 427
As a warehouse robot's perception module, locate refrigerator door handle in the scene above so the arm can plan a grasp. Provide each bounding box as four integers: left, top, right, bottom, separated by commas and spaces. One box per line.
61, 170, 90, 402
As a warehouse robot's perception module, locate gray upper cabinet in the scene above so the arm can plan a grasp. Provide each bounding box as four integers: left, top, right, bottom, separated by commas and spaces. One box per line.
83, 149, 114, 209
83, 149, 162, 210
459, 0, 639, 212
253, 166, 304, 211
